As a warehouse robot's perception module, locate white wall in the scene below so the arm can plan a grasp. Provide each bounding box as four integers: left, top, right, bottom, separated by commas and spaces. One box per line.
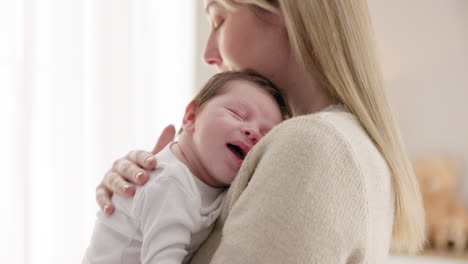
194, 1, 216, 90
194, 0, 468, 202
369, 0, 468, 202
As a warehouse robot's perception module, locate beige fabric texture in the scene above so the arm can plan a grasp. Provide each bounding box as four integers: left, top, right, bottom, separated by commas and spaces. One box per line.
190, 105, 394, 264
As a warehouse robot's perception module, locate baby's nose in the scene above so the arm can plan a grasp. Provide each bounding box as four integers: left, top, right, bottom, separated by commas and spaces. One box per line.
244, 128, 260, 143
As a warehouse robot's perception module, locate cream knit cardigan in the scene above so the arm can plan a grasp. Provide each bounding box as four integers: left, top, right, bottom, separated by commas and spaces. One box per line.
190, 105, 394, 264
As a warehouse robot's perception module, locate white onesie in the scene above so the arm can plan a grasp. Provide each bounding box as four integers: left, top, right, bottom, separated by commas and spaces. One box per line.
84, 143, 226, 264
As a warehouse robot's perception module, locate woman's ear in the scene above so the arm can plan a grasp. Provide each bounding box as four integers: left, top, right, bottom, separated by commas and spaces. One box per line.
182, 101, 197, 134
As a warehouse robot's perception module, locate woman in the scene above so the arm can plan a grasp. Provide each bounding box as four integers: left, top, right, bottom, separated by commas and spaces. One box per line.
96, 0, 425, 262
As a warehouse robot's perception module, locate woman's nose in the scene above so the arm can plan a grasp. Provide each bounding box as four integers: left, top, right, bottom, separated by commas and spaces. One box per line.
243, 127, 260, 143
203, 34, 222, 66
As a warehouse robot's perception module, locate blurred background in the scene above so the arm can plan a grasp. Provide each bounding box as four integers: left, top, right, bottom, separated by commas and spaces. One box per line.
1, 0, 467, 263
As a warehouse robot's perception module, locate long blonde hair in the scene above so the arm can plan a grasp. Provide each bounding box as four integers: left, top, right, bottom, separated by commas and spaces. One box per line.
220, 0, 425, 253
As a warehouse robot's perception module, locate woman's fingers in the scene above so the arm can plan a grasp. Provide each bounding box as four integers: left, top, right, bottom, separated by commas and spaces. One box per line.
103, 169, 136, 195
111, 157, 149, 186
127, 150, 156, 171
96, 184, 115, 215
95, 125, 175, 215
152, 124, 176, 154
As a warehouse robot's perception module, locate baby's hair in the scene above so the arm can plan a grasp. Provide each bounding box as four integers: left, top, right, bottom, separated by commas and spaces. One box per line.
194, 70, 290, 118
179, 70, 291, 134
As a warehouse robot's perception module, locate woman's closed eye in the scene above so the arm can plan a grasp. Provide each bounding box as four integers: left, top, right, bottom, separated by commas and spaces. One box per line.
206, 1, 226, 30
212, 17, 224, 30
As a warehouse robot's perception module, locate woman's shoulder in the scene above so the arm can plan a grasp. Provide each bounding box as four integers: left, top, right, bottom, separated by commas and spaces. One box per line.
266, 104, 364, 146
257, 103, 387, 174
257, 104, 391, 199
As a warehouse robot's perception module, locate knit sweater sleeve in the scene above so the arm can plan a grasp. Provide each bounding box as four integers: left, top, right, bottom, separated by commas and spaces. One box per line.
210, 116, 369, 263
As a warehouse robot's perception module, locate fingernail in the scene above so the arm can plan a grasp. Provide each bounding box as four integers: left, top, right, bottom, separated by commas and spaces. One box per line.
122, 184, 130, 191
145, 156, 154, 165
135, 171, 144, 181
104, 204, 109, 213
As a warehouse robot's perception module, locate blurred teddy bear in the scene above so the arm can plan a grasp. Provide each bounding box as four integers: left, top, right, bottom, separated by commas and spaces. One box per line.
413, 156, 468, 253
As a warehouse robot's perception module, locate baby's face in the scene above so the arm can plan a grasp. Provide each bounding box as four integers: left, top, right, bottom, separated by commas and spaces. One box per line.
192, 80, 283, 186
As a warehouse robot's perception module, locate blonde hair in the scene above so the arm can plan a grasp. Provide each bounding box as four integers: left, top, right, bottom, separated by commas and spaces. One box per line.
220, 0, 425, 253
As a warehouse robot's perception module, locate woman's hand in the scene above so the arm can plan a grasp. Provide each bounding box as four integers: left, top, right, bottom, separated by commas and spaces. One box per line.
96, 125, 176, 215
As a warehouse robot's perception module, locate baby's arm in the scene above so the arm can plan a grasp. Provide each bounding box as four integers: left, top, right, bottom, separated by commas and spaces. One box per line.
135, 177, 198, 264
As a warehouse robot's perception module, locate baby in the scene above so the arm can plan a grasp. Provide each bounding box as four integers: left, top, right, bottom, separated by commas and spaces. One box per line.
84, 70, 290, 264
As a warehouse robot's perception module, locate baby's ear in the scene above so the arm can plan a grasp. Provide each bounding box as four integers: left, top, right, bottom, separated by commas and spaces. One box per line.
182, 101, 197, 134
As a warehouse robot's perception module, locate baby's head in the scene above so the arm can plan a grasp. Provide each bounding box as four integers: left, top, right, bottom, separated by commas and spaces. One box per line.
179, 70, 290, 187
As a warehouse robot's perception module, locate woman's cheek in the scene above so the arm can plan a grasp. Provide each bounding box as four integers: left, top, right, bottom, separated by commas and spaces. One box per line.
219, 32, 242, 69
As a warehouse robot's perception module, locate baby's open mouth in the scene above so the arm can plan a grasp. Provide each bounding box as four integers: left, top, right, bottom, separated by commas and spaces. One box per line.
227, 143, 246, 160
